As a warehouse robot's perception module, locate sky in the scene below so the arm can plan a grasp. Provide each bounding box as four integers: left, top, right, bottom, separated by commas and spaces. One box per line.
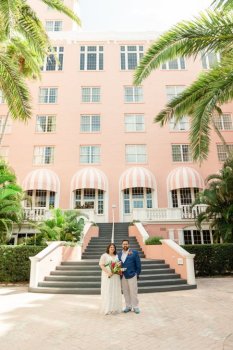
79, 0, 212, 32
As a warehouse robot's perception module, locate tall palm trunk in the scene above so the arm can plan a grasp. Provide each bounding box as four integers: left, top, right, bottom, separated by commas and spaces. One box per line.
0, 111, 10, 146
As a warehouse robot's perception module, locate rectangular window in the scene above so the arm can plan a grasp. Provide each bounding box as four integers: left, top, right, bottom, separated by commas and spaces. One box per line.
39, 87, 58, 103
36, 115, 56, 133
169, 116, 189, 131
43, 47, 64, 71
35, 190, 47, 207
120, 45, 144, 70
124, 86, 143, 103
0, 116, 12, 134
80, 46, 104, 71
98, 190, 104, 214
33, 146, 55, 165
125, 145, 147, 163
183, 230, 193, 245
162, 57, 185, 70
214, 114, 233, 131
124, 189, 130, 214
172, 144, 192, 162
80, 115, 100, 132
45, 20, 63, 32
166, 85, 185, 102
0, 90, 5, 104
180, 188, 192, 205
217, 144, 233, 162
81, 87, 101, 103
125, 114, 145, 132
201, 52, 220, 69
0, 146, 9, 161
80, 145, 100, 164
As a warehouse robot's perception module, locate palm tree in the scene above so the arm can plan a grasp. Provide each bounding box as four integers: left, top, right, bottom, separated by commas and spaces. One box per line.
194, 157, 233, 243
32, 208, 87, 244
0, 0, 81, 124
0, 160, 24, 244
134, 0, 233, 162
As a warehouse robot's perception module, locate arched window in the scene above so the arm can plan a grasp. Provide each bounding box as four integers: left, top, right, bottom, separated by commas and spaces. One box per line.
123, 187, 152, 214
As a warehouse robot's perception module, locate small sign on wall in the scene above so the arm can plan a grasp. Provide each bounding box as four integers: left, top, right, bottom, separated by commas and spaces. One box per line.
177, 258, 184, 265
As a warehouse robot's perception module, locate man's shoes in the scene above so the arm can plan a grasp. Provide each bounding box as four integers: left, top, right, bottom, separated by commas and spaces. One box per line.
123, 307, 132, 313
133, 308, 140, 314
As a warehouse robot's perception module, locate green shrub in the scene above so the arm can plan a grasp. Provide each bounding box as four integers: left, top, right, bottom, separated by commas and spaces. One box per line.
183, 244, 233, 276
0, 245, 45, 282
145, 236, 162, 245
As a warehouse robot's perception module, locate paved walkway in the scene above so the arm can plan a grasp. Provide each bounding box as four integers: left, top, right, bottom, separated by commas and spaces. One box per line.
0, 278, 233, 350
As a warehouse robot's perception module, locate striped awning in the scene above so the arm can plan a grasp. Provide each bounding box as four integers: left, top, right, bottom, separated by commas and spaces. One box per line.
167, 167, 204, 191
119, 167, 156, 190
71, 167, 107, 191
22, 169, 60, 192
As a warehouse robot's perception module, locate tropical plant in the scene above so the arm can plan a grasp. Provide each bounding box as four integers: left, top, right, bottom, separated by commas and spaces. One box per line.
0, 0, 81, 133
194, 157, 233, 243
28, 208, 86, 245
0, 160, 24, 244
134, 0, 233, 162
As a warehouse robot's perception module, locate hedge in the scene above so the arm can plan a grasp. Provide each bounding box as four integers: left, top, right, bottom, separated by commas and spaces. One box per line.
183, 244, 233, 276
0, 245, 46, 282
145, 236, 162, 245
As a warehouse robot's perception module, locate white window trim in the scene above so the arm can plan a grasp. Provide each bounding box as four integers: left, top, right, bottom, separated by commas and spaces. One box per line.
81, 87, 101, 103
33, 146, 55, 165
172, 144, 192, 162
161, 57, 186, 70
79, 145, 101, 164
120, 45, 144, 70
39, 87, 58, 104
169, 116, 189, 132
183, 228, 213, 245
217, 144, 233, 162
45, 20, 63, 32
80, 115, 101, 133
42, 47, 64, 72
80, 46, 104, 71
214, 113, 233, 131
201, 52, 220, 69
125, 144, 147, 164
35, 115, 56, 133
124, 114, 145, 132
124, 86, 143, 103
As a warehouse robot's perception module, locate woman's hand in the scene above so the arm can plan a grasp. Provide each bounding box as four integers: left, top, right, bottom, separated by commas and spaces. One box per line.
108, 272, 113, 278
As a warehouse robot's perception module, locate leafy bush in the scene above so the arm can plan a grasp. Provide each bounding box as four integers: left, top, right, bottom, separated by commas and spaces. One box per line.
183, 244, 233, 276
0, 245, 45, 282
145, 236, 162, 245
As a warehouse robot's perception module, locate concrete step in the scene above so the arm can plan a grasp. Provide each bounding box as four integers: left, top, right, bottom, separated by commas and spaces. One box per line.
30, 284, 196, 295
60, 259, 165, 265
45, 273, 181, 282
38, 278, 187, 288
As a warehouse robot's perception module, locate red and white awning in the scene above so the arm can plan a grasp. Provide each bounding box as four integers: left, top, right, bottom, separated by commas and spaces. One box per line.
119, 167, 156, 190
71, 167, 107, 191
167, 167, 204, 191
22, 169, 60, 192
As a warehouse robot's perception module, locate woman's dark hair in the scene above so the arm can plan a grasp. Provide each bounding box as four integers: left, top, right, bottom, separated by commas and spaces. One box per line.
106, 243, 117, 255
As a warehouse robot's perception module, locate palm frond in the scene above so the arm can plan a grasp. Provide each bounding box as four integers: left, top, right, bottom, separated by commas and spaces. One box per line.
42, 0, 81, 26
134, 10, 233, 85
0, 52, 31, 121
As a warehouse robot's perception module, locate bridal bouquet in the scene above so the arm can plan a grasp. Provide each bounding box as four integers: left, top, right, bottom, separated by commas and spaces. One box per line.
105, 261, 126, 278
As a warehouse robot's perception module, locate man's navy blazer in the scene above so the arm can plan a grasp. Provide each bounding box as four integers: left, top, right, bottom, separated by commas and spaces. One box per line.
118, 249, 141, 279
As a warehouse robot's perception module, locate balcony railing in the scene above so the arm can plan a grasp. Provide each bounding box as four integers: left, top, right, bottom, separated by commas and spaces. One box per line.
23, 208, 96, 222
132, 205, 207, 222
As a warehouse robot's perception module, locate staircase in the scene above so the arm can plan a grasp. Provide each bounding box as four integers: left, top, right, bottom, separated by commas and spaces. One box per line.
34, 223, 197, 294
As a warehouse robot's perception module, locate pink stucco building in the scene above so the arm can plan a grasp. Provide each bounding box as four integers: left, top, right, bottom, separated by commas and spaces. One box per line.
1, 1, 233, 245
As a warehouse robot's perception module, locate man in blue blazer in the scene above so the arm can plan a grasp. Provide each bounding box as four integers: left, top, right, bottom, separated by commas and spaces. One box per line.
118, 239, 141, 314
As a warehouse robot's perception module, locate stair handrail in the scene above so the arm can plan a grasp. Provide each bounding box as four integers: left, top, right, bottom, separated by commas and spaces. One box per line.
111, 205, 116, 243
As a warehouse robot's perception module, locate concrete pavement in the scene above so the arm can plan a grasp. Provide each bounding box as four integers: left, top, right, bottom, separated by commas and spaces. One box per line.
0, 277, 232, 350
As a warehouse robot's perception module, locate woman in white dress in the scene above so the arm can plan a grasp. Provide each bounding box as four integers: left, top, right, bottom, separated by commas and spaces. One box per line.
99, 243, 122, 315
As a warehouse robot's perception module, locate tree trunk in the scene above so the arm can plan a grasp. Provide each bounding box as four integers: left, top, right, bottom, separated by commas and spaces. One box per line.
0, 111, 10, 146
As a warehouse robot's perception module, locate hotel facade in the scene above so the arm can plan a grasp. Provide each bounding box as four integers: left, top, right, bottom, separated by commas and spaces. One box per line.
2, 1, 233, 245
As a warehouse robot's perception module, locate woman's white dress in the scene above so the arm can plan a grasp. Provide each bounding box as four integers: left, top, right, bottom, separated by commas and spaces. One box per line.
99, 253, 122, 315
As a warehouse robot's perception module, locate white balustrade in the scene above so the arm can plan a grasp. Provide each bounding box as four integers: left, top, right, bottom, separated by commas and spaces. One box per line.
133, 205, 207, 222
